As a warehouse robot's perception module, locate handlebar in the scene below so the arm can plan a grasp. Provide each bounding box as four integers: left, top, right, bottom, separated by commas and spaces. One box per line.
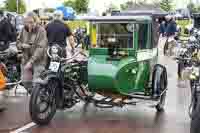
174, 57, 191, 61
174, 57, 200, 64
47, 47, 88, 62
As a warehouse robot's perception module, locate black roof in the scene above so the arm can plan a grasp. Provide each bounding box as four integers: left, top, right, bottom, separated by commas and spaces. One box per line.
76, 15, 152, 22
112, 10, 168, 17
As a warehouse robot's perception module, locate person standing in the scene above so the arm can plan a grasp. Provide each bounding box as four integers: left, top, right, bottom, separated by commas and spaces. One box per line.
46, 10, 75, 55
16, 12, 48, 93
45, 10, 75, 68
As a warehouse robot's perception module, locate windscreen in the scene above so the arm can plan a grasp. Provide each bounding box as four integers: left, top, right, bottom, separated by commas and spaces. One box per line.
94, 23, 134, 49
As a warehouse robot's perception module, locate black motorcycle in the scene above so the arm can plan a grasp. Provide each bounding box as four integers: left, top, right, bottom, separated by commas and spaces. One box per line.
176, 35, 200, 78
188, 58, 200, 133
29, 44, 88, 125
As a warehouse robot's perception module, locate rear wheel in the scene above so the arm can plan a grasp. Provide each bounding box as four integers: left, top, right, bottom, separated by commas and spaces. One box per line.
29, 80, 57, 125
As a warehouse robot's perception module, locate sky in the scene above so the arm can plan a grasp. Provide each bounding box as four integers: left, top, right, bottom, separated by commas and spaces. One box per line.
0, 0, 199, 12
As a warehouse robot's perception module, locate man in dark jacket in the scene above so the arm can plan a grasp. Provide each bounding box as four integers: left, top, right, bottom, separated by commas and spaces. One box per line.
45, 10, 75, 68
165, 16, 177, 37
0, 10, 15, 51
46, 10, 75, 56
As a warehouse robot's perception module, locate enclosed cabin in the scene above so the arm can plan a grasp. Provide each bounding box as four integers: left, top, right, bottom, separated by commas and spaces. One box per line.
111, 10, 167, 47
77, 15, 159, 94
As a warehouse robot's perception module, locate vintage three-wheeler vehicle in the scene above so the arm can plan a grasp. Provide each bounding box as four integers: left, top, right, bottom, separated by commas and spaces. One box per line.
29, 14, 168, 125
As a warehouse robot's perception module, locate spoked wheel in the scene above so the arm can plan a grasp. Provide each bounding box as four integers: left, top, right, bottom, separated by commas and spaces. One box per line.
156, 72, 167, 112
29, 80, 57, 125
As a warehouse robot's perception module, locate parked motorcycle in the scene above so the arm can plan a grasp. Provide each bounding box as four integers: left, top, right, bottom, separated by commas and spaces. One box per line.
186, 57, 200, 133
0, 42, 21, 111
29, 44, 88, 125
176, 31, 200, 78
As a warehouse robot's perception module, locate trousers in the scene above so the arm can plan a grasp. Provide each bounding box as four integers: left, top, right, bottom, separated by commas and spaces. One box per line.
21, 64, 45, 89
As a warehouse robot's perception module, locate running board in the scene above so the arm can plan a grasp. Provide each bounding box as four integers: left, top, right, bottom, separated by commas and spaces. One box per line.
129, 94, 157, 101
128, 89, 168, 101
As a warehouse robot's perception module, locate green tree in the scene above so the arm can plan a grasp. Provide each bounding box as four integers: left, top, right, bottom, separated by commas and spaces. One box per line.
63, 0, 89, 14
160, 0, 173, 12
106, 3, 119, 13
120, 1, 134, 10
63, 0, 74, 8
4, 0, 26, 14
120, 0, 161, 11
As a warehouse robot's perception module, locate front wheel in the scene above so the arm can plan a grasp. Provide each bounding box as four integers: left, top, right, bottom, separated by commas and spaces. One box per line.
29, 81, 57, 125
153, 67, 167, 112
156, 91, 166, 112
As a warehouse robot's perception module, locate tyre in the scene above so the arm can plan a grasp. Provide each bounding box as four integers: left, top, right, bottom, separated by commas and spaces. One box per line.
29, 80, 57, 125
153, 67, 167, 112
156, 91, 166, 112
156, 73, 167, 112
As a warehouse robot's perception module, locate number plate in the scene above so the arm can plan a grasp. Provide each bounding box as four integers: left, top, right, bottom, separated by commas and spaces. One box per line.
49, 62, 60, 72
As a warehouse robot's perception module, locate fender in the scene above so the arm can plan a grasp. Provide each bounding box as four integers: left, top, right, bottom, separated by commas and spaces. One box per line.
40, 70, 59, 83
152, 64, 168, 97
40, 70, 64, 108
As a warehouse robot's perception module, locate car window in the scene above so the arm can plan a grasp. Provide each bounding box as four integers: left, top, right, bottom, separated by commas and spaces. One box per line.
138, 24, 148, 50
95, 23, 134, 49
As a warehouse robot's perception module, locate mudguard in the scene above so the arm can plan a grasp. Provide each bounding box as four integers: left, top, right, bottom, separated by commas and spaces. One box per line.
152, 64, 168, 97
39, 70, 64, 108
40, 70, 60, 83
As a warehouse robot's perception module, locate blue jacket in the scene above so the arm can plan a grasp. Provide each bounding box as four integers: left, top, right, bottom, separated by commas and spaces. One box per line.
159, 23, 166, 34
165, 20, 177, 36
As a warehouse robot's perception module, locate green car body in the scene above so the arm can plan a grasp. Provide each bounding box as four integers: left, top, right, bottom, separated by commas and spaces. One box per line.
77, 15, 163, 97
